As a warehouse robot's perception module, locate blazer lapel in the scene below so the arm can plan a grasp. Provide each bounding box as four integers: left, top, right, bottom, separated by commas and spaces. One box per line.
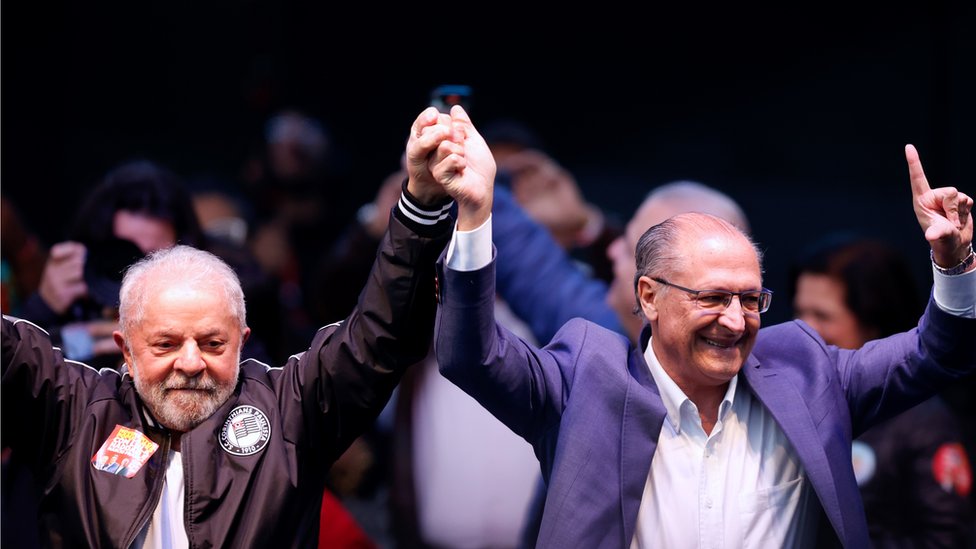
741, 360, 846, 544
620, 343, 667, 546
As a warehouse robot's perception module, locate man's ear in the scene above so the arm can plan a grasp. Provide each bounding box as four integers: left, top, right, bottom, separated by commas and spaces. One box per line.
637, 276, 659, 321
113, 331, 132, 369
241, 327, 251, 346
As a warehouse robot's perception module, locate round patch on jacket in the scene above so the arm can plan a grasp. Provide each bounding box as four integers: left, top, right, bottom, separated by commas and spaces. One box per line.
851, 441, 876, 486
219, 405, 271, 456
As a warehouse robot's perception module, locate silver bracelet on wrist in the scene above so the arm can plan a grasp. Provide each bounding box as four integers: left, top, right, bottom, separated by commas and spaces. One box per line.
931, 244, 976, 276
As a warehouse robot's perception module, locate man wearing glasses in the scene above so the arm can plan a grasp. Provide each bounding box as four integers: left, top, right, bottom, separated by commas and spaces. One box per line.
431, 105, 976, 549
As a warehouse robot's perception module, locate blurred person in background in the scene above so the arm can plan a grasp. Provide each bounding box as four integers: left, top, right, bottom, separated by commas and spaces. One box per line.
483, 118, 622, 284
790, 234, 975, 546
190, 173, 255, 251
18, 159, 281, 369
1, 195, 47, 549
1, 196, 46, 317
242, 109, 354, 353
312, 166, 407, 328
492, 178, 751, 345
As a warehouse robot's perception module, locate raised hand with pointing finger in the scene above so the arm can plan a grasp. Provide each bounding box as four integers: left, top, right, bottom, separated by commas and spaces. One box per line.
907, 144, 975, 274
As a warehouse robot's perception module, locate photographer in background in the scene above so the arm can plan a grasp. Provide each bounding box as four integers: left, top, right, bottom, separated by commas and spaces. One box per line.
19, 159, 279, 369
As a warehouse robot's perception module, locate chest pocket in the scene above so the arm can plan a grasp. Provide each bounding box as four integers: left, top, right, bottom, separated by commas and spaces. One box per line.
739, 476, 806, 547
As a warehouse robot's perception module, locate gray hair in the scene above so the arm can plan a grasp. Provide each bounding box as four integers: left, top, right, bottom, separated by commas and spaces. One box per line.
118, 245, 247, 334
632, 213, 764, 309
644, 180, 751, 235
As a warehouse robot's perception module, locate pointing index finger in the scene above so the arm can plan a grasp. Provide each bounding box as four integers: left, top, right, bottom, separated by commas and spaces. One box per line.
905, 144, 931, 198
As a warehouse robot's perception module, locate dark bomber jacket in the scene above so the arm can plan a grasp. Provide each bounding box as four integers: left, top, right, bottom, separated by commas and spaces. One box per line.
1, 193, 453, 548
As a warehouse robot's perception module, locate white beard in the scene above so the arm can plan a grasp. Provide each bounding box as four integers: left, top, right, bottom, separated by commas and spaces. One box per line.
129, 358, 239, 432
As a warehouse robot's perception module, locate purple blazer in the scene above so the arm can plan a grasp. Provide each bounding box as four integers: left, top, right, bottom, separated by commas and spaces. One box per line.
434, 256, 976, 548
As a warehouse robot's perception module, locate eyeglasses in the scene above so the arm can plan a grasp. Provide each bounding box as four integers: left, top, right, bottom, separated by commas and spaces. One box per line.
652, 277, 773, 314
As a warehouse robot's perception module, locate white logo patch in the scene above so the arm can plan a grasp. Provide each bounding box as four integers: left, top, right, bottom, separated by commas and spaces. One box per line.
220, 405, 271, 456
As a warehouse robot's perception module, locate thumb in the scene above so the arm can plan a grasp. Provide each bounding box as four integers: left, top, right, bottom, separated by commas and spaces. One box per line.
450, 104, 472, 124
451, 105, 484, 141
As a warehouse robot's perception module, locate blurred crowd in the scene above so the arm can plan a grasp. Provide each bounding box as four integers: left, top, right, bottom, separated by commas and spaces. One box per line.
2, 92, 974, 548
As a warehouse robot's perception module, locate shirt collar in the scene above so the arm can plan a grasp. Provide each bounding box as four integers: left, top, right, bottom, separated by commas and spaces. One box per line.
643, 336, 738, 434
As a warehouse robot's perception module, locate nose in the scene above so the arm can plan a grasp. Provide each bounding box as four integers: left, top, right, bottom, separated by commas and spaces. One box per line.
174, 341, 206, 376
717, 296, 747, 333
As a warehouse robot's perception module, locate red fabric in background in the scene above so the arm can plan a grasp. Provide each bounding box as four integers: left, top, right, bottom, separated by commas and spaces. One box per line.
319, 489, 377, 549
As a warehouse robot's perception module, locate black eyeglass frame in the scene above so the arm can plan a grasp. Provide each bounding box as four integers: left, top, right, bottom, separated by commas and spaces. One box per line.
651, 277, 773, 314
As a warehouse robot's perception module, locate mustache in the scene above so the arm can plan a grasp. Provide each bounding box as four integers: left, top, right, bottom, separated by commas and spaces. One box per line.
162, 374, 218, 392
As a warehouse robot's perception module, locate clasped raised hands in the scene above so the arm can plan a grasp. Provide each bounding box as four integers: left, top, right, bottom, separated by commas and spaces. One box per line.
405, 105, 495, 230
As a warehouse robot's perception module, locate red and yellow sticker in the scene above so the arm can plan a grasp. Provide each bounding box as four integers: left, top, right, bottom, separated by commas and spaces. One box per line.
91, 425, 159, 478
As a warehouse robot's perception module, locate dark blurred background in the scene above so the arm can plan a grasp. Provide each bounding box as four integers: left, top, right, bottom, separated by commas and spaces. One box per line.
3, 2, 974, 325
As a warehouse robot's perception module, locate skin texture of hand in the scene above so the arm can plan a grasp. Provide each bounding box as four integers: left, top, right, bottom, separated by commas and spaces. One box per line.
405, 107, 455, 204
64, 319, 124, 359
906, 144, 974, 268
434, 105, 496, 230
38, 241, 89, 314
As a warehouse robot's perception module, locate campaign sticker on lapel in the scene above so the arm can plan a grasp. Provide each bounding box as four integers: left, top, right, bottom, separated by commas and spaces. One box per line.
91, 425, 159, 478
219, 405, 271, 456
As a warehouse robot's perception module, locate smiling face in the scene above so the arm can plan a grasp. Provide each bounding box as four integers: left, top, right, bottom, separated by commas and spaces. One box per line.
116, 274, 248, 433
607, 189, 750, 344
640, 221, 763, 398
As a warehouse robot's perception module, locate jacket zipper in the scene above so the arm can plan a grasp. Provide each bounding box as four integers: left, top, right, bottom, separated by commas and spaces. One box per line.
182, 435, 193, 548
121, 433, 172, 548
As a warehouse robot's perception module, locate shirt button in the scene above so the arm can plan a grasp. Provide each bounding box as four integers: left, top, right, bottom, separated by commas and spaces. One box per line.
705, 498, 713, 508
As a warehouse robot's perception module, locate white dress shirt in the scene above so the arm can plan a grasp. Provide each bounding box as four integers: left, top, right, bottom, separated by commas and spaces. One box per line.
132, 450, 187, 549
630, 347, 818, 549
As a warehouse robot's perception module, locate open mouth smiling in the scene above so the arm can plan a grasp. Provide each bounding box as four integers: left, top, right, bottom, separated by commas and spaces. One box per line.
703, 338, 737, 349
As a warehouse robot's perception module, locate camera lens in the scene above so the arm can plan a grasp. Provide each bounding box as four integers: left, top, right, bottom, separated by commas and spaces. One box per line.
83, 237, 145, 308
